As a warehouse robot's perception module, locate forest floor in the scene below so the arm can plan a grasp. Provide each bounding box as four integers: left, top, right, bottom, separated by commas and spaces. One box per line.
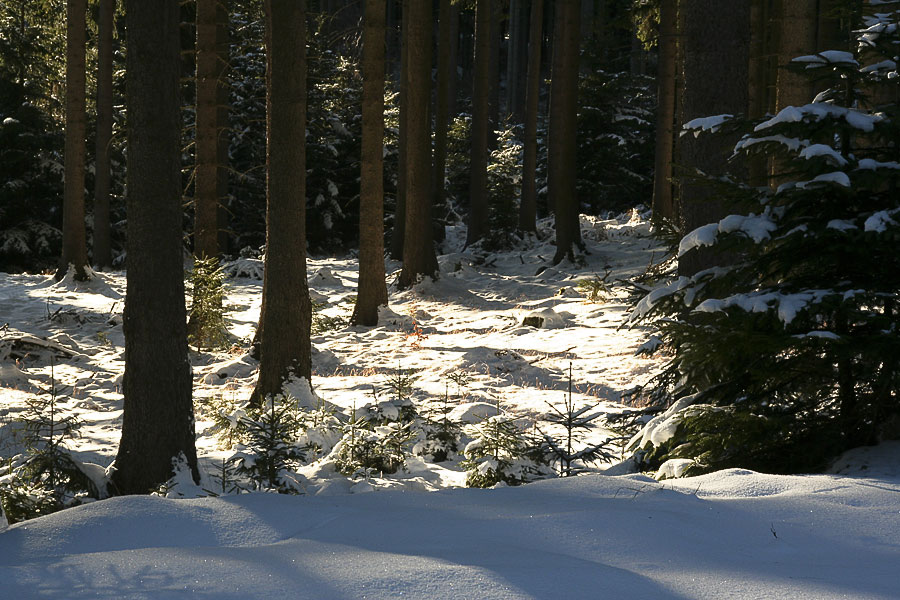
1, 212, 898, 598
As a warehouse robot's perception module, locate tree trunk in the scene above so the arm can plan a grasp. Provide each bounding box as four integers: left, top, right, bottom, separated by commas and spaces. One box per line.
677, 0, 750, 276
506, 0, 527, 124
112, 0, 198, 495
447, 1, 460, 119
216, 1, 231, 255
390, 0, 409, 260
352, 0, 389, 326
466, 0, 491, 247
549, 0, 581, 265
747, 0, 773, 188
487, 0, 501, 149
58, 0, 89, 281
398, 0, 438, 288
518, 0, 543, 233
251, 0, 312, 404
92, 0, 114, 269
195, 0, 220, 259
775, 0, 817, 112
651, 0, 676, 224
432, 0, 453, 244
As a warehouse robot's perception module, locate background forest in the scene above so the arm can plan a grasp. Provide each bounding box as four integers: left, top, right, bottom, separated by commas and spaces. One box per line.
0, 0, 898, 537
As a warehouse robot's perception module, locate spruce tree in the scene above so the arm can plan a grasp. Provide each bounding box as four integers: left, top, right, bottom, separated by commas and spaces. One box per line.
630, 4, 900, 475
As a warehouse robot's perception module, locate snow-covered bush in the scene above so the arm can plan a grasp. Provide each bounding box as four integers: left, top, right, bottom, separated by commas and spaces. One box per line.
187, 257, 230, 350
630, 5, 900, 475
461, 415, 551, 488
333, 418, 415, 477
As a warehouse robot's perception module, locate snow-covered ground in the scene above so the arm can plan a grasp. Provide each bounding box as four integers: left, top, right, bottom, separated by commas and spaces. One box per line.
1, 213, 898, 598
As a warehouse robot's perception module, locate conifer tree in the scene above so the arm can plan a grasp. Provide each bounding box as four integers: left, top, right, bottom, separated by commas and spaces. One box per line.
630, 4, 900, 475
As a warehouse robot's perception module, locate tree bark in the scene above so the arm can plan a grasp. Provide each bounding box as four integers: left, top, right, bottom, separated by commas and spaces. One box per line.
251, 0, 312, 404
775, 0, 817, 112
549, 0, 581, 265
398, 0, 438, 288
518, 0, 543, 233
113, 0, 198, 495
466, 0, 491, 247
352, 0, 389, 326
677, 0, 750, 276
195, 0, 220, 259
58, 0, 89, 281
216, 1, 231, 255
93, 0, 114, 269
506, 0, 528, 124
651, 0, 677, 224
432, 0, 453, 244
487, 0, 501, 149
390, 0, 409, 260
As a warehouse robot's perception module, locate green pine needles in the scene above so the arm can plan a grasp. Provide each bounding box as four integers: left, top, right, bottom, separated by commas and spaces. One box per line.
188, 256, 229, 351
631, 7, 900, 475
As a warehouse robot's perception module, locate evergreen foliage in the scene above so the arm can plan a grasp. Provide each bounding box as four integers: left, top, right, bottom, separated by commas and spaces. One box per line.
229, 394, 311, 493
576, 69, 656, 216
630, 7, 900, 476
187, 256, 229, 350
461, 415, 550, 488
0, 365, 100, 523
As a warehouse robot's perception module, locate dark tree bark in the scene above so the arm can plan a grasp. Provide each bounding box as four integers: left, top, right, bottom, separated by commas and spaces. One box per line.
548, 0, 581, 265
487, 0, 501, 149
432, 0, 453, 243
775, 0, 817, 112
195, 0, 220, 259
518, 0, 542, 233
58, 0, 90, 281
216, 2, 230, 255
677, 0, 750, 276
92, 0, 114, 269
251, 0, 312, 405
112, 0, 198, 495
351, 0, 389, 326
506, 0, 528, 124
446, 1, 460, 120
466, 0, 491, 247
390, 0, 409, 260
651, 0, 677, 224
398, 0, 438, 288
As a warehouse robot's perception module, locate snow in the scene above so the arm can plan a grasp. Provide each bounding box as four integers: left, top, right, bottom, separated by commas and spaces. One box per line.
695, 289, 832, 324
2, 212, 899, 598
677, 213, 776, 257
2, 445, 899, 599
798, 143, 848, 166
682, 113, 732, 136
755, 103, 882, 133
791, 50, 858, 68
864, 209, 898, 232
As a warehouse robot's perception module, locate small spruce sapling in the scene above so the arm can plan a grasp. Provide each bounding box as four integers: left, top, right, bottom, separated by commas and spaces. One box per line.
0, 358, 100, 522
229, 393, 310, 493
538, 364, 616, 476
461, 414, 550, 488
187, 256, 229, 350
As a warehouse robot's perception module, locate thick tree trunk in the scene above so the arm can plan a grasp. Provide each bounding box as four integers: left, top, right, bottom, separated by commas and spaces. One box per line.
216, 1, 231, 256
390, 0, 409, 260
432, 0, 453, 244
251, 0, 312, 404
466, 0, 491, 247
447, 2, 460, 119
518, 0, 543, 233
506, 0, 527, 124
549, 0, 581, 265
747, 0, 773, 188
351, 0, 389, 326
113, 0, 198, 495
58, 0, 89, 281
775, 0, 817, 111
398, 0, 438, 288
677, 0, 750, 276
93, 0, 114, 269
651, 0, 677, 224
195, 0, 220, 259
487, 0, 501, 149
